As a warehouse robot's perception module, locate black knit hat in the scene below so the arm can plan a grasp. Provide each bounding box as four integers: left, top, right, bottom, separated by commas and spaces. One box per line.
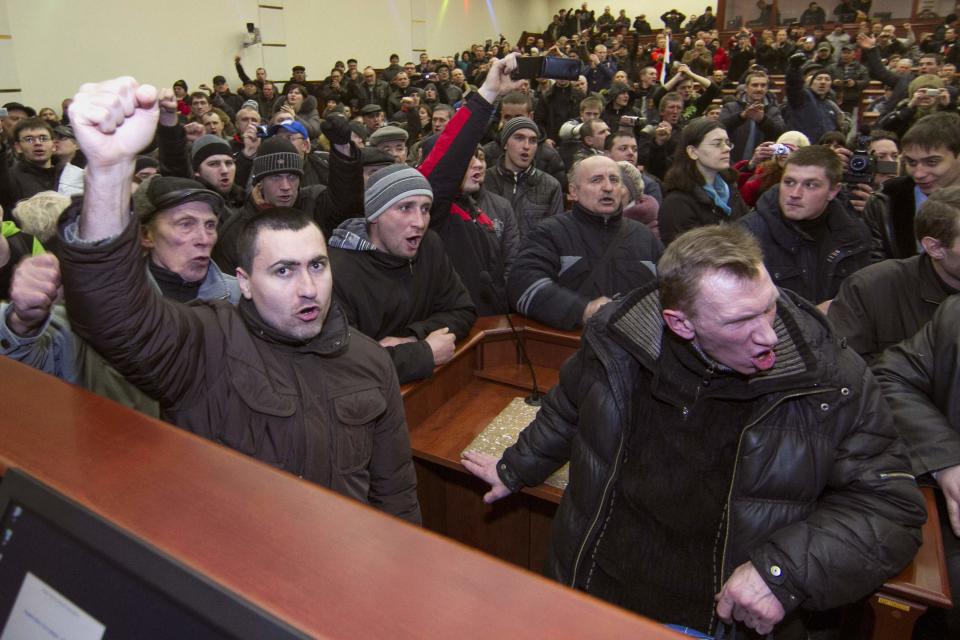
252, 136, 303, 184
190, 135, 233, 171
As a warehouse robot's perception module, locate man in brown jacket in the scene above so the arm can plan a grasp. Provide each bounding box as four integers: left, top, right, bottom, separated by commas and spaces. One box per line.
56, 76, 420, 524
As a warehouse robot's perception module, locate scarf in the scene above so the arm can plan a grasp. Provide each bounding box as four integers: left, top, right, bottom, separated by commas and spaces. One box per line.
702, 173, 732, 215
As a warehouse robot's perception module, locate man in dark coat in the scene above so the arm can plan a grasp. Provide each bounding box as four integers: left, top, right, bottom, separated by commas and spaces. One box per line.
466, 223, 925, 637
55, 75, 421, 524
828, 187, 960, 363
506, 155, 662, 330
327, 165, 476, 384
740, 146, 871, 304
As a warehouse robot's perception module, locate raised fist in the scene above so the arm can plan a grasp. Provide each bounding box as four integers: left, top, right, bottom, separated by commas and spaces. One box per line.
68, 77, 159, 170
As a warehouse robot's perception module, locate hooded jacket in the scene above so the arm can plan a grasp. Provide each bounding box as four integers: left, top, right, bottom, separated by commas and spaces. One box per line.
740, 186, 871, 303
498, 284, 925, 633
56, 205, 420, 524
327, 219, 476, 384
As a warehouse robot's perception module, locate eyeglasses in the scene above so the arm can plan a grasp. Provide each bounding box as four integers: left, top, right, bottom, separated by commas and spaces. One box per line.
19, 135, 51, 144
705, 139, 734, 150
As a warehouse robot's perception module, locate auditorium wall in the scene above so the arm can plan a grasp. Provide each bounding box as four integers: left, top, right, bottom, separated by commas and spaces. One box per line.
3, 0, 550, 114
544, 1, 718, 31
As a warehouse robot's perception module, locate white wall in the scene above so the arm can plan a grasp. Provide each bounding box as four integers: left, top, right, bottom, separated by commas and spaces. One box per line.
4, 0, 553, 115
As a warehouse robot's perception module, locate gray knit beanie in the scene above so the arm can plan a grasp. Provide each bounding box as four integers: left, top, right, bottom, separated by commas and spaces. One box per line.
364, 164, 433, 222
252, 136, 303, 184
191, 134, 233, 171
499, 117, 539, 146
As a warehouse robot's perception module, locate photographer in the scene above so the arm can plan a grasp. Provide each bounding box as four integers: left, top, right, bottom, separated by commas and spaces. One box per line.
843, 131, 901, 214
876, 75, 953, 139
737, 131, 810, 206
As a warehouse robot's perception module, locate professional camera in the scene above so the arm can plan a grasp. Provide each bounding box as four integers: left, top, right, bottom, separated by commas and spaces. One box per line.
843, 143, 899, 186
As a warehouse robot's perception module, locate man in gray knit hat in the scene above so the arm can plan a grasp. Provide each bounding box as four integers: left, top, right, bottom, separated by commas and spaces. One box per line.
326, 164, 476, 383
482, 115, 564, 239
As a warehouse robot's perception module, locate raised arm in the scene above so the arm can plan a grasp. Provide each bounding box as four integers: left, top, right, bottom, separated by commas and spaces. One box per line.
59, 77, 209, 407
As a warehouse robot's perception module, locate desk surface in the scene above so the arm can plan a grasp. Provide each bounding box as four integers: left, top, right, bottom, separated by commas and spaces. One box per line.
0, 355, 683, 639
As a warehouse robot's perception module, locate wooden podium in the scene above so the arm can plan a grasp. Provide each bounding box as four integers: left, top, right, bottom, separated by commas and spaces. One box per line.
403, 316, 953, 640
0, 355, 683, 639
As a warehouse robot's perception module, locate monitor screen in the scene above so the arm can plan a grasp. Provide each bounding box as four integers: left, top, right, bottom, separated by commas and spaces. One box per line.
0, 469, 307, 640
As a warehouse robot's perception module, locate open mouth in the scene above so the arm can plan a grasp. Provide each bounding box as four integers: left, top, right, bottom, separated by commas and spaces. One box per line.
752, 349, 776, 371
598, 196, 617, 206
297, 306, 320, 322
405, 235, 422, 252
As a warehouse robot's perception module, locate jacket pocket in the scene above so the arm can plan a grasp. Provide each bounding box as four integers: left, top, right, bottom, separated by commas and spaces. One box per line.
333, 388, 387, 474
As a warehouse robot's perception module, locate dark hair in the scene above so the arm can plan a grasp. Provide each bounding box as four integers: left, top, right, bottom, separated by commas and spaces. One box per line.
817, 131, 847, 148
189, 91, 210, 104
919, 52, 943, 64
867, 128, 900, 149
237, 208, 319, 272
285, 83, 307, 98
604, 130, 637, 151
902, 112, 960, 156
916, 185, 960, 244
580, 119, 607, 140
785, 145, 843, 185
663, 118, 731, 192
500, 91, 534, 114
13, 117, 53, 140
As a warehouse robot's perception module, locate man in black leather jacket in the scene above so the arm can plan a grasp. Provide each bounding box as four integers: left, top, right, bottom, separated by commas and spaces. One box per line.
465, 224, 925, 638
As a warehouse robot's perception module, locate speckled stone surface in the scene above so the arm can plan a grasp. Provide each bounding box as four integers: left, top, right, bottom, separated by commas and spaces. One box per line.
463, 397, 569, 490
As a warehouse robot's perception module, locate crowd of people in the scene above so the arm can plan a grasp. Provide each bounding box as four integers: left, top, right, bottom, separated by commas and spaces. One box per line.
3, 2, 960, 637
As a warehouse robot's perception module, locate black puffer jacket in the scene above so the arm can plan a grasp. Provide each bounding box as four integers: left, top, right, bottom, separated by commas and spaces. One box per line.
499, 284, 925, 628
740, 186, 871, 303
659, 179, 749, 246
875, 295, 960, 477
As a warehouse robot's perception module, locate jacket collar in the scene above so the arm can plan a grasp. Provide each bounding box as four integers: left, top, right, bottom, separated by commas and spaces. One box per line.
144, 257, 239, 304
600, 284, 824, 397
755, 185, 865, 250
571, 202, 623, 226
328, 217, 420, 270
238, 296, 351, 356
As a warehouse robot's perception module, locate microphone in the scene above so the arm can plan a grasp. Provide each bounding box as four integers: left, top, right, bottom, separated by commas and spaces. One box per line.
478, 271, 542, 407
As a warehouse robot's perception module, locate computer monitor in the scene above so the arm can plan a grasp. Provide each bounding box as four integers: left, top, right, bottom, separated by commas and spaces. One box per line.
0, 468, 308, 639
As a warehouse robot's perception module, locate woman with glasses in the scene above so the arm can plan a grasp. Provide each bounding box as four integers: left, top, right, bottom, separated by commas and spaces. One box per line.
659, 118, 749, 245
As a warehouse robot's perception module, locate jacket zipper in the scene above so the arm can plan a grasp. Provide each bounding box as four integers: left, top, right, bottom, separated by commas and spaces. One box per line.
568, 335, 630, 588
708, 386, 835, 632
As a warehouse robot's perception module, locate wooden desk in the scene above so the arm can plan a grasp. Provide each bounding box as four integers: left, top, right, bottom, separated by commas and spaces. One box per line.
0, 356, 684, 639
404, 316, 952, 639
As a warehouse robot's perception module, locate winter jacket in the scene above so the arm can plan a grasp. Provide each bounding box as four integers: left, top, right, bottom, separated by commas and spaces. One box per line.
57, 207, 421, 524
484, 158, 564, 241
659, 179, 750, 246
783, 63, 845, 144
327, 220, 476, 384
875, 295, 960, 477
418, 92, 507, 316
862, 175, 918, 261
506, 204, 662, 330
0, 157, 65, 215
828, 254, 951, 364
0, 256, 241, 417
719, 95, 786, 164
740, 186, 871, 303
498, 284, 925, 631
480, 139, 567, 194
476, 188, 520, 279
